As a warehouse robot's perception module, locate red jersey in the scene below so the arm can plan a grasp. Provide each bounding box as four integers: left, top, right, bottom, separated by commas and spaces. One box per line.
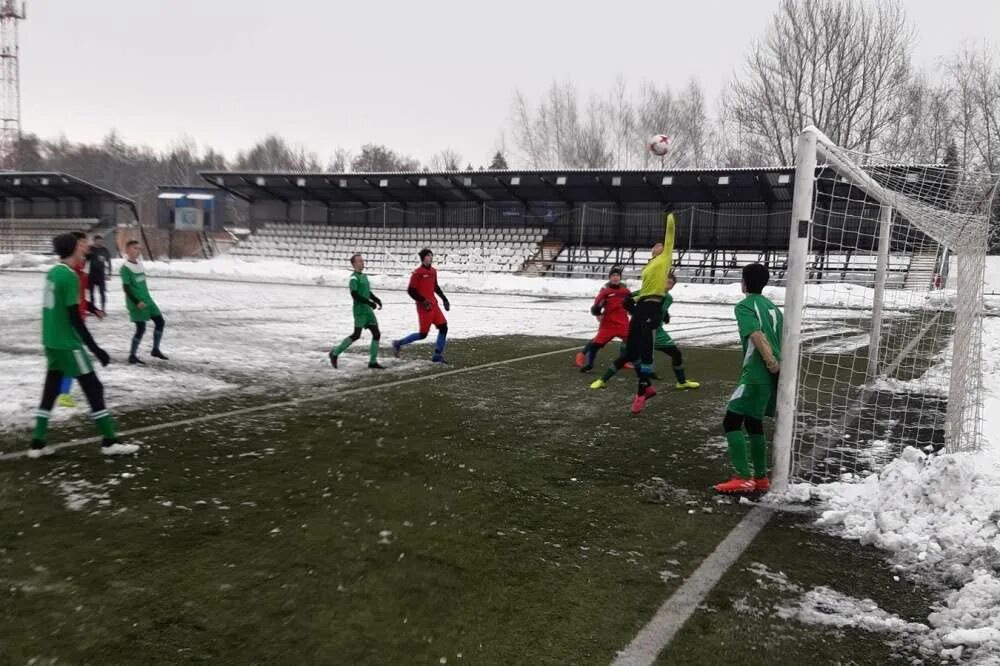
408, 265, 438, 303
75, 263, 89, 318
593, 283, 630, 329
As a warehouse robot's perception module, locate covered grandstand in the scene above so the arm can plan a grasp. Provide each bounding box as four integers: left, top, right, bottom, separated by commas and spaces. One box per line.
199, 166, 946, 287
0, 172, 138, 256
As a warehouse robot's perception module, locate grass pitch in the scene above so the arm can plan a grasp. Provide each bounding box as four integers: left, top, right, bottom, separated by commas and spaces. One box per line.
0, 336, 940, 664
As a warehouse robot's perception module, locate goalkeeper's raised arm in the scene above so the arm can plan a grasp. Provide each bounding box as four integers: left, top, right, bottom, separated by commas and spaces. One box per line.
635, 213, 676, 300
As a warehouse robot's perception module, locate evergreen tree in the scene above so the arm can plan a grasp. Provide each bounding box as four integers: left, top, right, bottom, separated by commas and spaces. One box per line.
944, 139, 960, 168
488, 151, 509, 170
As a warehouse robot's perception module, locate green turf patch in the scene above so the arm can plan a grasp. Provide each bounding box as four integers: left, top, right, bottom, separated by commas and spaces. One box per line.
0, 336, 940, 663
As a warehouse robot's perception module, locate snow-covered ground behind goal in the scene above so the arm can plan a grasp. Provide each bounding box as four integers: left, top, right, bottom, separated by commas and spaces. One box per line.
781, 255, 1000, 662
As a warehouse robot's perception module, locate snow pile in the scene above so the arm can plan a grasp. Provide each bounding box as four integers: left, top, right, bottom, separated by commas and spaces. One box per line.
777, 585, 929, 635
745, 563, 928, 654
788, 318, 1000, 661
804, 446, 1000, 660
0, 252, 52, 269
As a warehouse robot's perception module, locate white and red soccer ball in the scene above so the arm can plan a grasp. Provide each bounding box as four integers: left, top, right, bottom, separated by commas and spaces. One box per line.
648, 134, 671, 157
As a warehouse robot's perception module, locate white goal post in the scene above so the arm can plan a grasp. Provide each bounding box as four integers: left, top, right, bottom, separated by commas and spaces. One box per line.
772, 126, 998, 491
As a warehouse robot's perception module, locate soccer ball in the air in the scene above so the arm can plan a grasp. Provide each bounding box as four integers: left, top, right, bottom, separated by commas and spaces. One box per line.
649, 134, 670, 157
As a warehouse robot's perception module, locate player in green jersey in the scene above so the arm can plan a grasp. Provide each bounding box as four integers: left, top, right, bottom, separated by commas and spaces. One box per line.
714, 263, 783, 495
590, 272, 700, 390
29, 233, 138, 458
329, 254, 384, 370
121, 240, 168, 365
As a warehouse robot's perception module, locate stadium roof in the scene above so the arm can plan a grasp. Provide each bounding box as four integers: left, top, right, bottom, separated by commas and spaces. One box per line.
199, 167, 797, 207
0, 172, 138, 218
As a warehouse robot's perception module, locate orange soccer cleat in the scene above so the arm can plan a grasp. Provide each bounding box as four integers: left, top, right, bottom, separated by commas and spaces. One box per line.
713, 477, 755, 494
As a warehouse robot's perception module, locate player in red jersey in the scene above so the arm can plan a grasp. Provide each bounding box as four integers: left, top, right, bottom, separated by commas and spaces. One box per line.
576, 266, 630, 372
392, 248, 451, 363
58, 232, 105, 407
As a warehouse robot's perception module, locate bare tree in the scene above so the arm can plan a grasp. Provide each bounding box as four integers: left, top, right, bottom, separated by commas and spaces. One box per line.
428, 148, 463, 171
328, 147, 353, 172
509, 76, 712, 169
725, 0, 914, 164
510, 81, 608, 168
678, 80, 709, 166
604, 76, 635, 168
235, 135, 321, 171
634, 82, 678, 168
350, 144, 420, 172
881, 73, 953, 163
947, 44, 1000, 172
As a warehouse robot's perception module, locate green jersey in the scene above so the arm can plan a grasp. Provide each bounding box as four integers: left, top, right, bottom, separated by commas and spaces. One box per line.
349, 271, 372, 313
735, 293, 783, 385
121, 260, 159, 322
659, 293, 673, 329
42, 263, 82, 350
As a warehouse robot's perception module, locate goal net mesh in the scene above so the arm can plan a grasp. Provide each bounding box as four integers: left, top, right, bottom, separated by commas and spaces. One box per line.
790, 137, 998, 483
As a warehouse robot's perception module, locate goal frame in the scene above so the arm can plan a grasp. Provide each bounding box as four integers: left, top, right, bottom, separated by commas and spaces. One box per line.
771, 126, 990, 492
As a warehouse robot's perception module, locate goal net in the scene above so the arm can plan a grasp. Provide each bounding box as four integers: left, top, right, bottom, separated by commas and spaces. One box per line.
773, 127, 999, 489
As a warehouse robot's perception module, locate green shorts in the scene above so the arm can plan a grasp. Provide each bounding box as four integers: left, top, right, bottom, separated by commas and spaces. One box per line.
128, 301, 161, 323
726, 382, 776, 420
353, 308, 378, 330
45, 347, 93, 378
654, 329, 675, 349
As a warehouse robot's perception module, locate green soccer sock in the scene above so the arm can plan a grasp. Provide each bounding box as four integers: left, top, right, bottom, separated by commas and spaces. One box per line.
93, 411, 117, 441
369, 339, 379, 363
725, 430, 751, 478
33, 409, 51, 443
673, 364, 687, 383
333, 337, 354, 356
749, 433, 768, 479
601, 365, 617, 382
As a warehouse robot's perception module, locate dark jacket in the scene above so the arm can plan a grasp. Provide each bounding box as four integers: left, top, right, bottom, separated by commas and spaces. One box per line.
86, 246, 113, 283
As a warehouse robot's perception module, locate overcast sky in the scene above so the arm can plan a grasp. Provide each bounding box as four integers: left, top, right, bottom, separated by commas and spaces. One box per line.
19, 0, 1000, 166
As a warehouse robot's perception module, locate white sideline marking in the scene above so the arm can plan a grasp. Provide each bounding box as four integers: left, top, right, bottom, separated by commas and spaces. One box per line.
0, 345, 579, 461
612, 507, 772, 666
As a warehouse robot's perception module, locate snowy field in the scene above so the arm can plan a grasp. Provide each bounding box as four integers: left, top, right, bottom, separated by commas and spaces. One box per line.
5, 253, 1000, 661
0, 256, 865, 434
0, 270, 734, 434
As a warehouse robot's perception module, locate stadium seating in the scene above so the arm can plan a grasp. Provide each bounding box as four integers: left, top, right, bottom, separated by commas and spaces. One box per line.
229, 222, 922, 287
0, 218, 99, 254
546, 246, 913, 287
229, 223, 548, 274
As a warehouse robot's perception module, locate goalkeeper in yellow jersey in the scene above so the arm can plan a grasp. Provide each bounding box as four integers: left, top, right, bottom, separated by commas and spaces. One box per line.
622, 212, 676, 415
591, 271, 700, 392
